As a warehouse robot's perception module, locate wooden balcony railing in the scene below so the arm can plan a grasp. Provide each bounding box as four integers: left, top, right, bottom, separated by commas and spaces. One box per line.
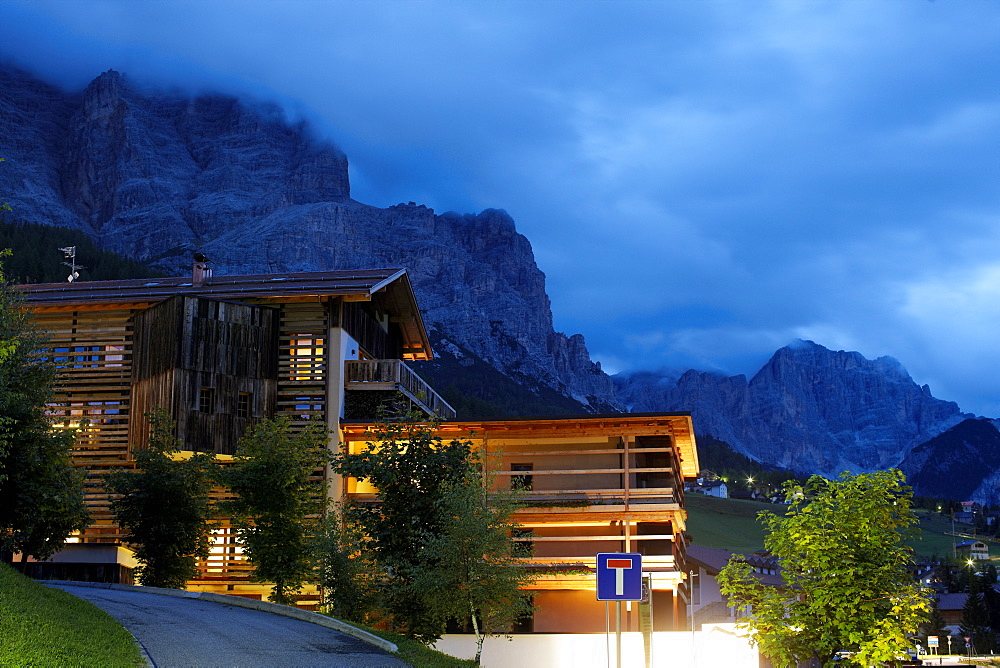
345, 359, 457, 420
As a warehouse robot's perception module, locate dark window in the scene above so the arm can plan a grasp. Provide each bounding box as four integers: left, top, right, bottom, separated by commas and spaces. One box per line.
237, 392, 251, 419
513, 528, 533, 557
511, 463, 533, 491
199, 387, 215, 414
512, 597, 535, 633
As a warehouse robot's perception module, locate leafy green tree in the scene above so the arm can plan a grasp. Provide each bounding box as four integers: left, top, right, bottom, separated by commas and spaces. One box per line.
106, 409, 215, 588
331, 407, 478, 642
408, 469, 534, 665
0, 251, 90, 560
219, 417, 328, 604
717, 470, 929, 668
313, 506, 379, 622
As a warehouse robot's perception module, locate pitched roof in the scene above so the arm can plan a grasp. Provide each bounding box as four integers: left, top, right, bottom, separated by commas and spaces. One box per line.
686, 544, 784, 586
16, 268, 408, 305
17, 268, 434, 360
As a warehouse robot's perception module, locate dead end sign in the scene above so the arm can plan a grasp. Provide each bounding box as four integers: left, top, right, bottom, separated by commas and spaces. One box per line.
597, 552, 643, 601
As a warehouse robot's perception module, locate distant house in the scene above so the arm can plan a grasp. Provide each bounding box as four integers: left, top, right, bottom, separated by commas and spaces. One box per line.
956, 540, 990, 561
687, 479, 729, 498
685, 545, 782, 628
938, 592, 966, 635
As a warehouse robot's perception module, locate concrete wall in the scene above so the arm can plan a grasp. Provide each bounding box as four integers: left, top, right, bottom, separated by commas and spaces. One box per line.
434, 624, 759, 668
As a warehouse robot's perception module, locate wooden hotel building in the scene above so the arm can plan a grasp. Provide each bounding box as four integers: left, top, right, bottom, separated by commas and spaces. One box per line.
15, 264, 699, 631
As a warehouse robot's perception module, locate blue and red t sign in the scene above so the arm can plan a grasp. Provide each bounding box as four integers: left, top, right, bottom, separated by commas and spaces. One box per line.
596, 552, 642, 601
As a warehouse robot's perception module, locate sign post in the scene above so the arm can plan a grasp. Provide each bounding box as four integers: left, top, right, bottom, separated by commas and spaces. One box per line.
597, 553, 642, 668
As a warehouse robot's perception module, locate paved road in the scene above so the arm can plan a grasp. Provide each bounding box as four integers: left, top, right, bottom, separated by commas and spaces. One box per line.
51, 585, 410, 667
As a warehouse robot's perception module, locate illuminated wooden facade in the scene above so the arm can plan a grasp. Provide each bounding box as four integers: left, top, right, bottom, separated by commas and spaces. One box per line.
341, 414, 700, 632
17, 269, 701, 631
15, 268, 453, 592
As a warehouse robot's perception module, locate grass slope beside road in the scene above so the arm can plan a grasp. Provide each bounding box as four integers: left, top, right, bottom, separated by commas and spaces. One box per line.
0, 564, 142, 667
687, 494, 964, 558
357, 627, 477, 668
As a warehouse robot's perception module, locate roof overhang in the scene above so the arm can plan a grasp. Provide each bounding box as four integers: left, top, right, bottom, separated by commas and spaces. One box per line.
17, 268, 435, 360
340, 412, 700, 478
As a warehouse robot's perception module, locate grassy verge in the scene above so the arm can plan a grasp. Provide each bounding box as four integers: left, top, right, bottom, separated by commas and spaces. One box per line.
319, 616, 476, 668
0, 563, 142, 667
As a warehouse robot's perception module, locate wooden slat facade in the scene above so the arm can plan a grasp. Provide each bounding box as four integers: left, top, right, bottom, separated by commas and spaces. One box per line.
20, 271, 703, 629
18, 269, 444, 600
130, 296, 280, 455
340, 415, 700, 632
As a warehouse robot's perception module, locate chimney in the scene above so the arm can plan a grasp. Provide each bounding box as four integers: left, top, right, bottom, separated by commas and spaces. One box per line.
192, 252, 213, 287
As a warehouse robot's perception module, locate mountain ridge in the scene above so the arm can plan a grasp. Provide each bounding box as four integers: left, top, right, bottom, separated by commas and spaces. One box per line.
615, 339, 972, 476
0, 64, 620, 413
3, 63, 992, 492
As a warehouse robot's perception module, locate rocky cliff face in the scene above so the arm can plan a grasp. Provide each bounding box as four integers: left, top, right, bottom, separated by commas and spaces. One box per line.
0, 65, 619, 413
615, 340, 969, 476
901, 418, 1000, 504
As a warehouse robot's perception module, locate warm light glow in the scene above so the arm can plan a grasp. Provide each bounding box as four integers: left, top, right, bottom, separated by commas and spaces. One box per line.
290, 336, 325, 380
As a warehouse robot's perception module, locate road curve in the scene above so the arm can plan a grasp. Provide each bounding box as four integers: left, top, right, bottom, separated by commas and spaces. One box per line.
50, 584, 410, 667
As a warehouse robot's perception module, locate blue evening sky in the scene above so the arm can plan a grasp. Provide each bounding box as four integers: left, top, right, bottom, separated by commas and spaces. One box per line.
5, 1, 1000, 415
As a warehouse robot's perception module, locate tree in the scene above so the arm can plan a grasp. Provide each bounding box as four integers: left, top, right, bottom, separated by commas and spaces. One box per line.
331, 406, 478, 642
717, 470, 929, 668
407, 469, 534, 665
961, 576, 995, 653
106, 409, 215, 588
312, 506, 380, 622
219, 417, 328, 604
0, 250, 90, 560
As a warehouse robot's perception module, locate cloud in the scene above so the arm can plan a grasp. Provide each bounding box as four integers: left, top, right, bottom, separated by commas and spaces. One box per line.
4, 0, 1000, 417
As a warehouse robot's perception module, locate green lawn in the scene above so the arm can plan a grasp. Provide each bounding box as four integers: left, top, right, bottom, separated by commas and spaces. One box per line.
0, 564, 142, 667
685, 493, 775, 553
686, 493, 977, 559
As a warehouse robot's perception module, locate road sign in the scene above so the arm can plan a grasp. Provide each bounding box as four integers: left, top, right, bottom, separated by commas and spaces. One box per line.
928, 636, 939, 647
597, 552, 642, 601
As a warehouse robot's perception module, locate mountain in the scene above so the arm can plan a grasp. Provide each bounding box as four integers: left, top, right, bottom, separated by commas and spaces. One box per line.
3, 62, 987, 480
615, 340, 970, 476
0, 64, 620, 415
901, 418, 1000, 504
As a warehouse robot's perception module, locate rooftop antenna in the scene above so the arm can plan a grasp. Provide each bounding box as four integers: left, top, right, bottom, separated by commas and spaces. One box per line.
58, 246, 84, 282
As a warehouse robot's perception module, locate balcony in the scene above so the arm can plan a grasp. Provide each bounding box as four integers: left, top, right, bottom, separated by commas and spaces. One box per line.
344, 359, 457, 420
